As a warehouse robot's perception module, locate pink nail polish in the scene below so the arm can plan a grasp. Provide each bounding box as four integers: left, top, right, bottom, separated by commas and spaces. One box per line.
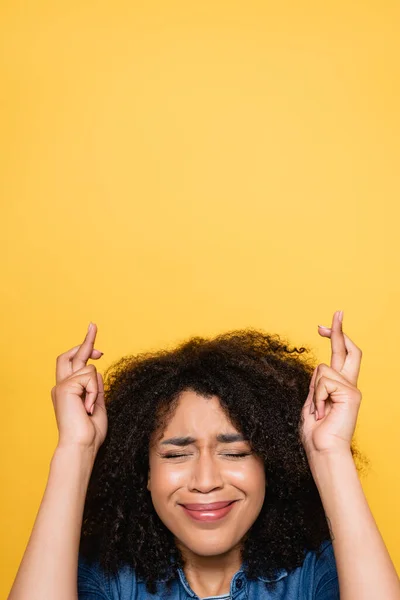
90, 405, 94, 415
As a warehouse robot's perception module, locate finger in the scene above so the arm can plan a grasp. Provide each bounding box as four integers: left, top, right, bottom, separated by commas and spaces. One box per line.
328, 311, 346, 372
309, 363, 350, 416
54, 364, 99, 414
308, 367, 318, 414
71, 322, 98, 373
313, 364, 355, 418
69, 364, 99, 412
317, 328, 362, 386
314, 375, 355, 420
90, 372, 105, 415
56, 343, 103, 383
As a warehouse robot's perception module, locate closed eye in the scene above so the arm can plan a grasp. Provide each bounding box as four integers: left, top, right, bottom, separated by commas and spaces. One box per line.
221, 453, 251, 459
162, 453, 252, 459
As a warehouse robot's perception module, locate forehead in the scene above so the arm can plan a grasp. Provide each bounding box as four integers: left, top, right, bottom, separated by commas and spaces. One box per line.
156, 389, 241, 441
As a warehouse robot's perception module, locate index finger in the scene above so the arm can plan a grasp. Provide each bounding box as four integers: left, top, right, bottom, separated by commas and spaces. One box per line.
71, 322, 98, 373
318, 324, 362, 386
329, 311, 347, 372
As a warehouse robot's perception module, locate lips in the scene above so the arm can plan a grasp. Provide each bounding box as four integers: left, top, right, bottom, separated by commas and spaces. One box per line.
180, 500, 238, 522
180, 500, 236, 510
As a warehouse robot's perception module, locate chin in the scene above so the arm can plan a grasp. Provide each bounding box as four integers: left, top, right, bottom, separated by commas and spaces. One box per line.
176, 533, 243, 557
182, 544, 237, 557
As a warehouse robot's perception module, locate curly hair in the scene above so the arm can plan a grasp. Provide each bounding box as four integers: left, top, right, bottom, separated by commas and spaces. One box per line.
79, 328, 368, 594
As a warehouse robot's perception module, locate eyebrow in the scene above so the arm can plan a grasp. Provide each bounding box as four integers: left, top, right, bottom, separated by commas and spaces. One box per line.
160, 433, 247, 446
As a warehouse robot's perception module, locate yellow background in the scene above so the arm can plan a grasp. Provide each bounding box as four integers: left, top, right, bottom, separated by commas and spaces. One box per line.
1, 0, 399, 595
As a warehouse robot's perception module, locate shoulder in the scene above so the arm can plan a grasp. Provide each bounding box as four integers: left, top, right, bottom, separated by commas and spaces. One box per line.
251, 540, 339, 599
300, 540, 339, 599
77, 553, 180, 600
77, 553, 137, 600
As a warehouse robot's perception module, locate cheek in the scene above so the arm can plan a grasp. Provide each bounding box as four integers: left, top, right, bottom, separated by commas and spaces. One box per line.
229, 461, 266, 508
150, 463, 190, 493
226, 460, 265, 486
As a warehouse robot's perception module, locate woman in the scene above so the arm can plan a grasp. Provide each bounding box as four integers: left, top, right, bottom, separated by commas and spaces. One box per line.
8, 311, 400, 599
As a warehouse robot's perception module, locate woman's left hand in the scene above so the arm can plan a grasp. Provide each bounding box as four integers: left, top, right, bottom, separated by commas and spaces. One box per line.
300, 310, 363, 458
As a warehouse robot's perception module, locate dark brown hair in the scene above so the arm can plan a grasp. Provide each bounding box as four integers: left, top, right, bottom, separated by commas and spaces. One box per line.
79, 328, 368, 594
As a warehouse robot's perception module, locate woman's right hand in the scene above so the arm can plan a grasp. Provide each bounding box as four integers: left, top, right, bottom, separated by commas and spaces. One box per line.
51, 322, 108, 453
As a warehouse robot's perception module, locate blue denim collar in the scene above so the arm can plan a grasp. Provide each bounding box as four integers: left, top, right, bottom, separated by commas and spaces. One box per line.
240, 561, 289, 583
255, 567, 289, 582
136, 562, 288, 585
176, 563, 289, 598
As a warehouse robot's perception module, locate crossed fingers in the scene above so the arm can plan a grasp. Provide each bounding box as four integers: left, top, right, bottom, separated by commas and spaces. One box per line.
56, 322, 102, 383
309, 311, 363, 419
318, 310, 362, 386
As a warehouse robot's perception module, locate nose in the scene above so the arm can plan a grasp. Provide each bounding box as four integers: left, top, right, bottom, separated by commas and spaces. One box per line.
188, 449, 224, 493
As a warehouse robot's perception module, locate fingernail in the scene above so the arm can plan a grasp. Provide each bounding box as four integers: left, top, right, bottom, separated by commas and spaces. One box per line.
315, 409, 319, 421
88, 322, 93, 332
339, 310, 344, 322
318, 325, 331, 330
90, 405, 94, 415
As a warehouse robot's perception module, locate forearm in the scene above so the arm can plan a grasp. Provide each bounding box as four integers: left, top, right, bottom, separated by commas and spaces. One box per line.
8, 446, 95, 600
308, 450, 400, 600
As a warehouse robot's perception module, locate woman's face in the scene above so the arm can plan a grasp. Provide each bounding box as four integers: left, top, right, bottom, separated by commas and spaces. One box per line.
147, 390, 266, 558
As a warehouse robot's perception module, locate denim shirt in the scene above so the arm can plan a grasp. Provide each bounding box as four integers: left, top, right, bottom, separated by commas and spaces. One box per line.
78, 539, 339, 599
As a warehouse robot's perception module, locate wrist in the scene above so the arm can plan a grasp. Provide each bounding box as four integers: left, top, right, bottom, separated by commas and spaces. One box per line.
52, 444, 97, 473
306, 448, 358, 493
306, 446, 353, 465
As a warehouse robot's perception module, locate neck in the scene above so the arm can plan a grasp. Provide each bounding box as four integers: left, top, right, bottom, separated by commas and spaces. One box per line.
177, 541, 243, 598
